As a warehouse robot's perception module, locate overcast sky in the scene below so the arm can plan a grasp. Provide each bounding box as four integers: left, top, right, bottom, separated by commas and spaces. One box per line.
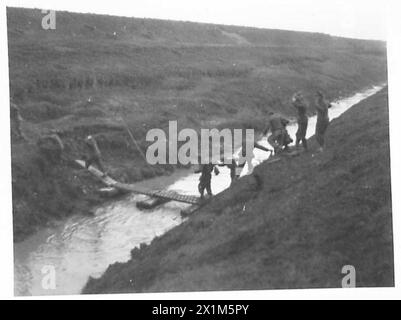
7, 0, 388, 40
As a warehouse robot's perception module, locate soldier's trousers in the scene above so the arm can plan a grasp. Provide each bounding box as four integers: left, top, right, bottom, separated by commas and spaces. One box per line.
296, 119, 308, 150
268, 129, 291, 152
198, 180, 212, 197
316, 118, 329, 148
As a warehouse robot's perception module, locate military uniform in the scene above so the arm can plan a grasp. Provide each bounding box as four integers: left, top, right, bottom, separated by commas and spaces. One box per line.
85, 136, 106, 174
10, 103, 24, 140
37, 132, 65, 163
264, 113, 292, 153
292, 95, 309, 150
315, 96, 330, 149
218, 158, 245, 186
196, 164, 219, 199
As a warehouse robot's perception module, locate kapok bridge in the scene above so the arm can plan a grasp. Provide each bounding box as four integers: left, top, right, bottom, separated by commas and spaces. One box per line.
75, 160, 201, 205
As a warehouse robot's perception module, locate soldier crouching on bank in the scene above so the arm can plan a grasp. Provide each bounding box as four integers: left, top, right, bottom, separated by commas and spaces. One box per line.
37, 129, 65, 164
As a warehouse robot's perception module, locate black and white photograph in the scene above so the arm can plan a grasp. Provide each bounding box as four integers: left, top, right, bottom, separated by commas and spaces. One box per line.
1, 0, 397, 298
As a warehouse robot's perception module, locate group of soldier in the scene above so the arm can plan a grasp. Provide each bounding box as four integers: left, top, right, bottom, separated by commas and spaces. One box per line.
11, 89, 332, 201
196, 90, 332, 199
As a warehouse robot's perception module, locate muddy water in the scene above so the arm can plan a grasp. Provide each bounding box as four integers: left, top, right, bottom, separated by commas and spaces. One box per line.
14, 84, 384, 296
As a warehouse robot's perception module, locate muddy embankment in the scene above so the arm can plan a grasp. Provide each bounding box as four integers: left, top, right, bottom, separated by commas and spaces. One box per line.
8, 7, 388, 241
10, 78, 386, 243
83, 87, 393, 293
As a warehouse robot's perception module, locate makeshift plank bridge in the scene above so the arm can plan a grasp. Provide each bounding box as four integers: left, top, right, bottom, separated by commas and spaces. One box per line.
75, 160, 201, 205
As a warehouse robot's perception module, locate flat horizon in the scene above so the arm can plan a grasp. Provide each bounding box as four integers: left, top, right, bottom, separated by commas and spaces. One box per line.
6, 0, 388, 41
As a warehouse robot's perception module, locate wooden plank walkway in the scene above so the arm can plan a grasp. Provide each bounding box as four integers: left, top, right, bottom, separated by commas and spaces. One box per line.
75, 160, 201, 205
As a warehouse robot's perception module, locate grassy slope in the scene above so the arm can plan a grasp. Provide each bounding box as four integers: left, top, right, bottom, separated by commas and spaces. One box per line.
8, 7, 388, 241
84, 88, 393, 293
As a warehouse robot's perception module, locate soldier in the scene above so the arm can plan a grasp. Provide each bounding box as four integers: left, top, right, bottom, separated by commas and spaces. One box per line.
263, 111, 293, 154
37, 129, 65, 164
195, 163, 220, 200
315, 91, 331, 152
292, 92, 309, 151
220, 133, 273, 182
84, 135, 108, 177
218, 155, 245, 186
10, 103, 24, 141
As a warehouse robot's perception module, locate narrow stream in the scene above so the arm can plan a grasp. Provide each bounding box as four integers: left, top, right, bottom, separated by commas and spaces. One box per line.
14, 84, 384, 296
